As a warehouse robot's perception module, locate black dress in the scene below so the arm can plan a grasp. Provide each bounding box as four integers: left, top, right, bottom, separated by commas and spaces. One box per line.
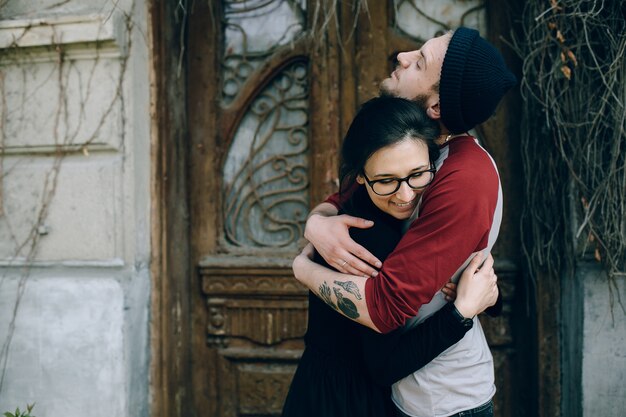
282, 188, 477, 417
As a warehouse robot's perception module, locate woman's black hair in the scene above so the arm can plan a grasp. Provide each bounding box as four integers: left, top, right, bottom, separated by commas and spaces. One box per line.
339, 96, 440, 197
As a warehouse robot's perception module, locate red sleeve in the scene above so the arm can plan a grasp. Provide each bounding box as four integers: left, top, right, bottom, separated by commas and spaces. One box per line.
365, 145, 499, 333
324, 192, 342, 210
323, 182, 360, 210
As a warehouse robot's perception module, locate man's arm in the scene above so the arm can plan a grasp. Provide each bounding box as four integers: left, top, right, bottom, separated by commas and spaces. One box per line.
306, 201, 337, 218
304, 202, 382, 277
361, 254, 498, 385
292, 245, 497, 332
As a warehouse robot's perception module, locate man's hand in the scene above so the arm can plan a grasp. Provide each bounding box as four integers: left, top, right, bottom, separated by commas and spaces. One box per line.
304, 210, 382, 277
453, 253, 499, 318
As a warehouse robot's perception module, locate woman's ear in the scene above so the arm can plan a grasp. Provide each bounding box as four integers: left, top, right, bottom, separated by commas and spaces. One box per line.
356, 175, 365, 185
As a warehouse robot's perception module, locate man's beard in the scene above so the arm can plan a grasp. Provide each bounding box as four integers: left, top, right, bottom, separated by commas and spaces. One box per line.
378, 81, 430, 110
412, 94, 429, 110
379, 78, 395, 97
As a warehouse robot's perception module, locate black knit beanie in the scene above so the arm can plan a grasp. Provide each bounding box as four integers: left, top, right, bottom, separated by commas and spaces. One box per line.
439, 27, 517, 134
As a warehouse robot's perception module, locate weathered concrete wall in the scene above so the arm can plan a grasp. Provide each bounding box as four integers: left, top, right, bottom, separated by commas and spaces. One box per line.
581, 263, 626, 416
0, 274, 126, 415
0, 1, 151, 416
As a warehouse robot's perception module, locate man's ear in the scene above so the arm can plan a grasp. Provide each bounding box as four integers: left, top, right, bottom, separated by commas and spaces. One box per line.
426, 99, 441, 120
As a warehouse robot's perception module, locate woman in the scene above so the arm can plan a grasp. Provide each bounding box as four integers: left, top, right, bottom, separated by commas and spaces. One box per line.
282, 96, 499, 417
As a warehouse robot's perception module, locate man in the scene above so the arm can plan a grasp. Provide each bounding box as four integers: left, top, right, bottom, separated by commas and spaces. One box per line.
292, 27, 516, 416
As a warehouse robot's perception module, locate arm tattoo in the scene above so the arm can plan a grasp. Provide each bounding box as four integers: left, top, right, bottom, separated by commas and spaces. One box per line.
318, 282, 337, 310
334, 280, 362, 300
333, 287, 360, 319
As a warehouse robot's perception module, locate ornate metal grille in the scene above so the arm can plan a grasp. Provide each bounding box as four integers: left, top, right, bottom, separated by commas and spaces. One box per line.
222, 0, 306, 105
393, 0, 486, 41
223, 61, 309, 249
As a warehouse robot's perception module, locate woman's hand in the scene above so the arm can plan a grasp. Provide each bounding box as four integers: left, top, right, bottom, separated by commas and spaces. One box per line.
304, 212, 382, 277
453, 253, 498, 318
441, 282, 458, 302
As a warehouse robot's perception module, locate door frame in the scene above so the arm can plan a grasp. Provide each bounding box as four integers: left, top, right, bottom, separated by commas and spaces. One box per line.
147, 1, 551, 416
148, 1, 193, 417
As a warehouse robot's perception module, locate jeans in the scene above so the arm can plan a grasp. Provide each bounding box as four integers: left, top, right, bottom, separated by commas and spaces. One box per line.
448, 400, 494, 417
396, 400, 494, 417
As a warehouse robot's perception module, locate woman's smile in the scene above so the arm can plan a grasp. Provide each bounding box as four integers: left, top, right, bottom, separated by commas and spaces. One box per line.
390, 198, 417, 210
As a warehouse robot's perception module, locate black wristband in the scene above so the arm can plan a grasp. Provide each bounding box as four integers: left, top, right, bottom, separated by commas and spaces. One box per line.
449, 303, 474, 329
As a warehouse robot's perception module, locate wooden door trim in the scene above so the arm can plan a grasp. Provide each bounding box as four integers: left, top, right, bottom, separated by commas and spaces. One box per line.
149, 1, 193, 417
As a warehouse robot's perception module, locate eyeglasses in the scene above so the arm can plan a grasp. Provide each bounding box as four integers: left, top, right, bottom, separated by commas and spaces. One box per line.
361, 167, 436, 196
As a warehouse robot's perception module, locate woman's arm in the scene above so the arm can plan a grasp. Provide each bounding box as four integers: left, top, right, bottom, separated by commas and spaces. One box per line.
359, 302, 470, 386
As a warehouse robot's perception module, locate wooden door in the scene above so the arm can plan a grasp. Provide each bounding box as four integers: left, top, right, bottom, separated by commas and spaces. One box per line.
187, 2, 343, 416
180, 1, 531, 416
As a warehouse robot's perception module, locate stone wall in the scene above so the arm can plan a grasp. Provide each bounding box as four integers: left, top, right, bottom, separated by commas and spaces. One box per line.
0, 1, 151, 416
581, 263, 626, 416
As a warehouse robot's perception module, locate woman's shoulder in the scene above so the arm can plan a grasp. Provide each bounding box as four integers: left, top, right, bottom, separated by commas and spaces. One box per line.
341, 187, 402, 228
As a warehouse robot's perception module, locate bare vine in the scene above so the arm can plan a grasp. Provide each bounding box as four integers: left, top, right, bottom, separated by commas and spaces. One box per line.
512, 0, 625, 312
0, 6, 134, 395
307, 0, 370, 49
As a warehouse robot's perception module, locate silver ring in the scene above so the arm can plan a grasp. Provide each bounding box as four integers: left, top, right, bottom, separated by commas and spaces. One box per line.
340, 260, 348, 267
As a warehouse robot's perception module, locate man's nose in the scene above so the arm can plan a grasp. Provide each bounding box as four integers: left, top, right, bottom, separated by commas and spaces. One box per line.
396, 52, 412, 68
395, 181, 416, 202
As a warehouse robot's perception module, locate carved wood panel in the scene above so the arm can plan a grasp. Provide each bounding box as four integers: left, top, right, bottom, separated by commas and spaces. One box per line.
200, 258, 308, 416
201, 259, 308, 348
216, 348, 303, 417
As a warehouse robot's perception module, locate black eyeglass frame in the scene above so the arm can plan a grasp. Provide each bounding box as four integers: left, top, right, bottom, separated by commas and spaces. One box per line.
361, 166, 436, 196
